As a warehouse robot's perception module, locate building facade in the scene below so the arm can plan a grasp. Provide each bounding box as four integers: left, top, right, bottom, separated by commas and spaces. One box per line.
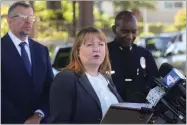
146, 1, 186, 24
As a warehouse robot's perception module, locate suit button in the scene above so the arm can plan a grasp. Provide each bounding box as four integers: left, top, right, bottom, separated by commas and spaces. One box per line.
98, 118, 101, 121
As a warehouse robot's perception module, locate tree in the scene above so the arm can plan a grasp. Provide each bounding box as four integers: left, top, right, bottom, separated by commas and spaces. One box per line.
1, 5, 9, 37
47, 1, 61, 10
93, 7, 114, 29
113, 1, 155, 21
174, 8, 186, 30
33, 1, 79, 40
78, 1, 93, 29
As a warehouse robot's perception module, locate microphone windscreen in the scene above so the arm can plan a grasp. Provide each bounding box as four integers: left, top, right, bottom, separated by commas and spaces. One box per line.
159, 63, 173, 77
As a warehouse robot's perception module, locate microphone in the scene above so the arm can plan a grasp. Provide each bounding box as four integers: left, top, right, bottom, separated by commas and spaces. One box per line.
159, 63, 186, 80
146, 85, 186, 123
159, 63, 186, 97
146, 63, 186, 123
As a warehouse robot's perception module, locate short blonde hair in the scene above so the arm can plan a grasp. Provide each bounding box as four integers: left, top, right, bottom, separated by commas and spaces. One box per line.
63, 27, 111, 75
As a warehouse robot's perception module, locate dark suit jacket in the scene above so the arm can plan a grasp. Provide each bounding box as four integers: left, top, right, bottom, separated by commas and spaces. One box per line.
1, 33, 54, 123
49, 70, 123, 124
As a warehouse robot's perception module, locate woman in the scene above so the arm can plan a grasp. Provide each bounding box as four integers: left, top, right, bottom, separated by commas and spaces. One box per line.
50, 27, 123, 123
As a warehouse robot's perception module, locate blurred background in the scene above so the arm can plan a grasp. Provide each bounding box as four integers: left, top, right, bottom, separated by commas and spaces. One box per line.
1, 0, 186, 75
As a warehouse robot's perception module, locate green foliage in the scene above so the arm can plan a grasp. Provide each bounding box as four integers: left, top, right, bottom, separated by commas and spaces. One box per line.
34, 1, 46, 11
137, 22, 144, 34
33, 1, 77, 40
1, 5, 9, 15
2, 1, 172, 42
137, 22, 166, 35
113, 1, 156, 21
174, 8, 186, 30
37, 31, 69, 41
0, 1, 79, 40
35, 9, 56, 21
148, 23, 163, 34
34, 2, 64, 21
139, 32, 154, 38
61, 1, 79, 22
113, 1, 155, 13
93, 7, 114, 29
163, 24, 178, 33
1, 18, 9, 37
1, 5, 9, 37
114, 1, 155, 10
135, 31, 154, 43
36, 19, 70, 41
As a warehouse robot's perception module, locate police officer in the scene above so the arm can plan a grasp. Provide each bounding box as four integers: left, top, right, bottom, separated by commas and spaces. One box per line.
108, 10, 158, 103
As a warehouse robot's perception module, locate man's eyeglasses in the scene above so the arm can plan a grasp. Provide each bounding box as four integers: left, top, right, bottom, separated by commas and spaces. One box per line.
11, 14, 36, 22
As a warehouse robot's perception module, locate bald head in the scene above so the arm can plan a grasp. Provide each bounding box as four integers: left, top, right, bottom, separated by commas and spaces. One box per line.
115, 10, 137, 26
113, 10, 138, 48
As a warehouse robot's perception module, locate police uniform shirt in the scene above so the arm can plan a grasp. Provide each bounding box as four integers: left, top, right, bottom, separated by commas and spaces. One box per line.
108, 40, 158, 103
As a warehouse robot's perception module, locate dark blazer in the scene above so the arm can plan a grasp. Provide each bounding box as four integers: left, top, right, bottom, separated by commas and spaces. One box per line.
108, 41, 158, 103
1, 33, 54, 123
49, 69, 123, 124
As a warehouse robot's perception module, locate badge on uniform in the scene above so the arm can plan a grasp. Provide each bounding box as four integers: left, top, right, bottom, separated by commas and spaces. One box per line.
140, 57, 146, 69
125, 79, 132, 82
111, 70, 115, 74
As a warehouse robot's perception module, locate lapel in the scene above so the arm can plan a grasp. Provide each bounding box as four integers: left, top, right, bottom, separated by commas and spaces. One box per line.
102, 74, 123, 102
3, 34, 32, 77
78, 73, 101, 108
28, 39, 42, 86
108, 83, 122, 102
28, 39, 35, 72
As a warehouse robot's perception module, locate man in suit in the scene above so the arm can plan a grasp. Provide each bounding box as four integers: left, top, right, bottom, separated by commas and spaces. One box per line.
108, 11, 158, 103
1, 1, 54, 123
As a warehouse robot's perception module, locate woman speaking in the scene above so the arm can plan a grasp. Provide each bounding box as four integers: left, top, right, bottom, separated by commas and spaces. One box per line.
49, 27, 123, 123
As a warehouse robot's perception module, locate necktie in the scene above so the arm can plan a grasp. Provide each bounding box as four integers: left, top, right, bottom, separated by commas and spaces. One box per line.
19, 42, 32, 75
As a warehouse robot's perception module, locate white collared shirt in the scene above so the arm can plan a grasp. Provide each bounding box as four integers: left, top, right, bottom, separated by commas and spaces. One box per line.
86, 73, 119, 117
8, 31, 32, 65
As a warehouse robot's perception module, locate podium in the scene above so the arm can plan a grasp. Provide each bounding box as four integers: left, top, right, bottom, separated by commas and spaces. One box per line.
101, 102, 154, 124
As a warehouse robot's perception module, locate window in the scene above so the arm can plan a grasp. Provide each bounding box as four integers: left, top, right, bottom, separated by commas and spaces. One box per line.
53, 47, 72, 69
164, 1, 183, 9
145, 37, 172, 53
174, 2, 183, 8
164, 1, 173, 8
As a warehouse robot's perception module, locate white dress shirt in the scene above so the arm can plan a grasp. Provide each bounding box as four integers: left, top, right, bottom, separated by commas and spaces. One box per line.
86, 73, 119, 117
8, 31, 44, 117
8, 31, 32, 65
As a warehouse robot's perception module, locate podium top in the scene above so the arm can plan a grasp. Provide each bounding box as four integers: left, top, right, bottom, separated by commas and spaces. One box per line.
101, 102, 153, 124
111, 102, 153, 110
